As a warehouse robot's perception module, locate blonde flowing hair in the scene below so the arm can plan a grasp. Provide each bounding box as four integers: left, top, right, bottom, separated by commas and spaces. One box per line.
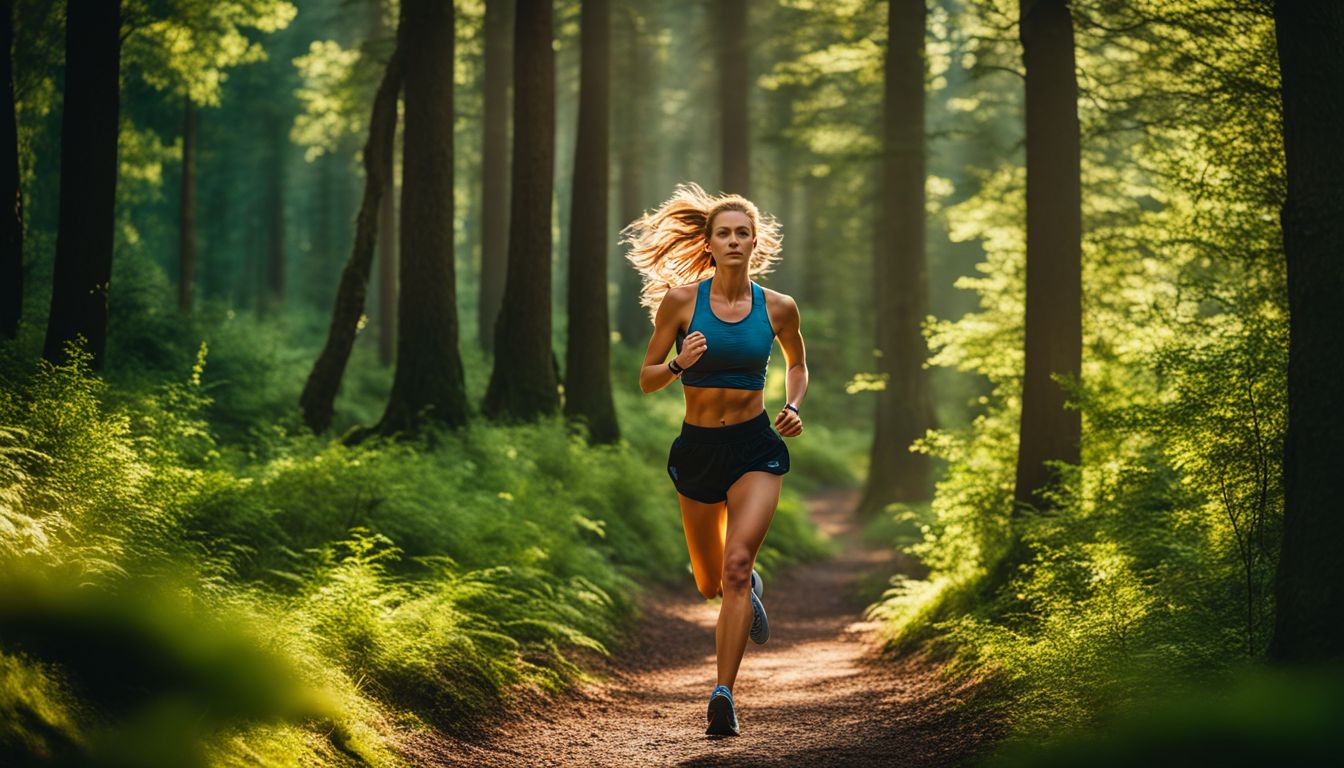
621, 182, 782, 322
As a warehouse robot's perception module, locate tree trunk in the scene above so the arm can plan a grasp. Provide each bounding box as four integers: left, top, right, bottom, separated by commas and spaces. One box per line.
377, 149, 397, 367
178, 97, 196, 313
860, 0, 935, 515
564, 0, 618, 444
261, 116, 286, 316
370, 0, 397, 368
718, 0, 749, 196
1, 0, 21, 339
615, 1, 648, 346
482, 0, 559, 422
1269, 1, 1344, 664
799, 171, 827, 309
43, 0, 121, 368
311, 153, 334, 309
1013, 0, 1082, 512
299, 46, 403, 434
769, 85, 797, 297
374, 0, 469, 434
478, 0, 513, 353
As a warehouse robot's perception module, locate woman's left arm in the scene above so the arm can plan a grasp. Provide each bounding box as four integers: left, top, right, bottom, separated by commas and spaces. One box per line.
773, 295, 807, 438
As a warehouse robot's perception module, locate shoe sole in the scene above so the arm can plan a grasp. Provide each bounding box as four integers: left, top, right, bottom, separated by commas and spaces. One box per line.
749, 591, 770, 644
706, 695, 739, 736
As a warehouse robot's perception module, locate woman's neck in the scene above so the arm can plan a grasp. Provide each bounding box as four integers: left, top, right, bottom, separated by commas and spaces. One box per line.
710, 266, 751, 298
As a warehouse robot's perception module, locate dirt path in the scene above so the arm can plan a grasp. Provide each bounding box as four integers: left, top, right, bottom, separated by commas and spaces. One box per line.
411, 488, 999, 767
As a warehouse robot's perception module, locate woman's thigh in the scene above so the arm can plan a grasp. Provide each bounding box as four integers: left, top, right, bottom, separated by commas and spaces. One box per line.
724, 471, 783, 561
679, 493, 727, 599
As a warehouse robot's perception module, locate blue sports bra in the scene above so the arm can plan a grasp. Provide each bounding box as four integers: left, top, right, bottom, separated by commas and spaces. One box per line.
675, 278, 775, 390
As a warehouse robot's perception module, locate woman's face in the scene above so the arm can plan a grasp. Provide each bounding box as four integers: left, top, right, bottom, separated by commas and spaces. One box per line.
706, 210, 755, 267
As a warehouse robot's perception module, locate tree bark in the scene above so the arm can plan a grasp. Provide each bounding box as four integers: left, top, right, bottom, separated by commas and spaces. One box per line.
369, 0, 397, 368
375, 0, 469, 434
178, 97, 196, 313
1, 0, 21, 339
260, 116, 286, 316
1269, 1, 1344, 664
377, 147, 397, 367
1012, 0, 1082, 512
299, 45, 403, 434
718, 0, 749, 196
565, 0, 619, 444
478, 0, 513, 353
860, 0, 936, 515
482, 0, 559, 422
615, 1, 648, 346
43, 0, 122, 368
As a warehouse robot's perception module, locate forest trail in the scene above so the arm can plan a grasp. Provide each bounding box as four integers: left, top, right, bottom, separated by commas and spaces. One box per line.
411, 488, 999, 767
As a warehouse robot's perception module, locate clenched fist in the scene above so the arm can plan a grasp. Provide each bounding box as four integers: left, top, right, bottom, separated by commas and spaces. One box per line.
676, 331, 708, 369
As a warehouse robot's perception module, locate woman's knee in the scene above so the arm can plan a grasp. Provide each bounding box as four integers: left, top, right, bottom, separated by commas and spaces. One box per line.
721, 547, 754, 593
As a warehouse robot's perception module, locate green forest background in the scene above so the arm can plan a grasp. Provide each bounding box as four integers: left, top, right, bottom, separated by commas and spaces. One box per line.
2, 0, 1341, 766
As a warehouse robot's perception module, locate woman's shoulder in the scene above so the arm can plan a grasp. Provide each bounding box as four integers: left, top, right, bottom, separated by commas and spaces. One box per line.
654, 282, 699, 326
759, 284, 800, 331
664, 282, 700, 307
759, 284, 798, 313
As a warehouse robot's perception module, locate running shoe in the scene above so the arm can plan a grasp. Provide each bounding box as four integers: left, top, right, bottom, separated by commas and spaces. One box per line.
751, 568, 763, 598
706, 684, 739, 736
749, 588, 770, 644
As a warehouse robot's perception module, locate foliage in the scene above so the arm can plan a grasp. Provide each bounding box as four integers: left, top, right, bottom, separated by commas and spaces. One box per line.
0, 321, 828, 764
123, 0, 298, 106
866, 0, 1288, 738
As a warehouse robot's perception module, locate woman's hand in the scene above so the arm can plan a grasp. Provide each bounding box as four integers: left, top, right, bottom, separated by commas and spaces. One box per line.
775, 404, 802, 437
676, 331, 708, 368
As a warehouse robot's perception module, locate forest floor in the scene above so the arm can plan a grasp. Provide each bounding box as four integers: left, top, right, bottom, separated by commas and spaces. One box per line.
406, 488, 1002, 767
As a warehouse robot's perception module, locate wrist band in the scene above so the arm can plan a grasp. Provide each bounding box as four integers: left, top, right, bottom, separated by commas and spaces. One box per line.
784, 403, 799, 415
668, 358, 684, 375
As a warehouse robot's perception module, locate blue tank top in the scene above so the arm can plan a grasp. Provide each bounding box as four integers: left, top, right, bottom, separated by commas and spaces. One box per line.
675, 278, 775, 390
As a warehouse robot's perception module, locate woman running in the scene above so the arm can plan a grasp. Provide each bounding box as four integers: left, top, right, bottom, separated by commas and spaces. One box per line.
624, 182, 808, 736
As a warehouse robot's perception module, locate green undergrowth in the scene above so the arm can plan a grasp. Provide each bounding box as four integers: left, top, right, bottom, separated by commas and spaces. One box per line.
0, 330, 832, 768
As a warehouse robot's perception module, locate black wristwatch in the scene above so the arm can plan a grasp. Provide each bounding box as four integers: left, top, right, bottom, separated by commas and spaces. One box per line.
784, 403, 799, 416
668, 358, 684, 376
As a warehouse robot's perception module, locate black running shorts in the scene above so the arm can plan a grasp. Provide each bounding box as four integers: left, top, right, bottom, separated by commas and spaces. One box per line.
666, 411, 791, 504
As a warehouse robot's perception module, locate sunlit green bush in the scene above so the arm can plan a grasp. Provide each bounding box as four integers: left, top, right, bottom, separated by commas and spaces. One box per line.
1, 320, 831, 766
865, 3, 1287, 743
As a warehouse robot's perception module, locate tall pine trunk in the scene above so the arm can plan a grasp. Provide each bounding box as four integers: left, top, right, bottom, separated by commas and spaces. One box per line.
1013, 0, 1082, 513
43, 0, 121, 368
1, 0, 20, 339
860, 0, 935, 515
260, 116, 286, 316
615, 2, 648, 347
718, 0, 748, 196
178, 97, 196, 313
478, 0, 513, 353
375, 0, 469, 434
299, 45, 403, 434
377, 151, 397, 367
482, 0, 559, 422
564, 0, 618, 444
371, 0, 398, 368
1269, 1, 1344, 664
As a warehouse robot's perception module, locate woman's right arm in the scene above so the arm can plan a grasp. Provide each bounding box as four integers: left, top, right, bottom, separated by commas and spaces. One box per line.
639, 288, 704, 393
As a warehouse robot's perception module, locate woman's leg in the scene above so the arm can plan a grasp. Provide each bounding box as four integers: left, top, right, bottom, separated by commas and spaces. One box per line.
716, 471, 782, 689
678, 493, 728, 600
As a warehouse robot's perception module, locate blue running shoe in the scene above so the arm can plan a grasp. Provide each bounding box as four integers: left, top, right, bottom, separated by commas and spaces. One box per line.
706, 685, 739, 736
749, 589, 770, 644
751, 569, 763, 598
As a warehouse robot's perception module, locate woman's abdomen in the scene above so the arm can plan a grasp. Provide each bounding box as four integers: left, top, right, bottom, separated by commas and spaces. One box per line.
683, 386, 766, 427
